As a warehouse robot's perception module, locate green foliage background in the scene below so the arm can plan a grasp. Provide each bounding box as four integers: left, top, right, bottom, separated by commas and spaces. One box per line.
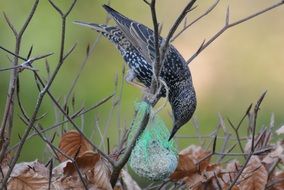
0, 0, 283, 163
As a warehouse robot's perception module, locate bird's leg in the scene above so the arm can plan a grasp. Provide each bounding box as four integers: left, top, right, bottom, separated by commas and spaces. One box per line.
125, 69, 146, 89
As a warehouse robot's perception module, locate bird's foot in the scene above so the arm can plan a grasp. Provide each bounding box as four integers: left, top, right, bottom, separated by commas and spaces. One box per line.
125, 70, 146, 90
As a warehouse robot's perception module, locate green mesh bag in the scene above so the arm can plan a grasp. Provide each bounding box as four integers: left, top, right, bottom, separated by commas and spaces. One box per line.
128, 101, 178, 181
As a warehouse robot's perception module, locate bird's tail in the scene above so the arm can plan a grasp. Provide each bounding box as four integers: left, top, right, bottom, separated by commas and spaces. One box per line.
74, 21, 124, 45
102, 5, 132, 28
74, 21, 108, 34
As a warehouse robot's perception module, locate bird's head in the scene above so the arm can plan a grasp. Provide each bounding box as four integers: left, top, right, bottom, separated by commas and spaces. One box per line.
168, 81, 197, 141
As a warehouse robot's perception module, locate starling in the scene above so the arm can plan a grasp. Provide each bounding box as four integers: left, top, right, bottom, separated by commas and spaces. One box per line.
75, 5, 197, 141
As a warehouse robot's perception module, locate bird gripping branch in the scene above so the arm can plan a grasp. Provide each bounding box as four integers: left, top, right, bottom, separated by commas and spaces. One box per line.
75, 5, 197, 141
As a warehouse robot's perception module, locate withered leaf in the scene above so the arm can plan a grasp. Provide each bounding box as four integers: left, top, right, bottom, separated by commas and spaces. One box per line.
54, 151, 112, 190
53, 160, 70, 177
185, 174, 205, 190
114, 170, 141, 190
58, 130, 92, 162
262, 143, 284, 171
238, 156, 268, 190
270, 171, 284, 190
64, 151, 100, 176
7, 160, 51, 190
222, 160, 241, 184
91, 158, 112, 190
170, 145, 211, 181
53, 175, 89, 190
0, 152, 11, 180
244, 130, 271, 157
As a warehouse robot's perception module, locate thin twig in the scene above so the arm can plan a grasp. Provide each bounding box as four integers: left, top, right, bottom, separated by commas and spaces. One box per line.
149, 0, 161, 95
187, 1, 284, 64
0, 0, 77, 188
30, 69, 114, 165
226, 92, 267, 190
160, 0, 197, 65
9, 93, 115, 152
0, 0, 40, 183
171, 0, 220, 42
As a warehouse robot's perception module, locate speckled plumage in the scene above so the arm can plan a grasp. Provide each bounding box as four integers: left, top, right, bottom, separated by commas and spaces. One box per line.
75, 5, 197, 140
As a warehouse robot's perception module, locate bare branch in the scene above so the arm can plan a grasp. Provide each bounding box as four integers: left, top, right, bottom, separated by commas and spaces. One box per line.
18, 0, 40, 37
0, 1, 40, 183
3, 12, 18, 36
159, 0, 197, 79
110, 104, 150, 186
251, 91, 267, 152
0, 46, 27, 61
187, 1, 284, 64
149, 0, 161, 95
171, 0, 220, 42
143, 0, 150, 6
227, 104, 252, 155
63, 43, 77, 61
225, 6, 230, 26
9, 93, 115, 152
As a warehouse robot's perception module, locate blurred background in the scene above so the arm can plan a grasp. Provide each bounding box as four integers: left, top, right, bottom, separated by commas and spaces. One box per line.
0, 0, 283, 167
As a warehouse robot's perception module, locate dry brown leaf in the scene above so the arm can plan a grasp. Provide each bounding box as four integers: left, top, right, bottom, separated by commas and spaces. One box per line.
58, 130, 92, 162
170, 153, 195, 181
91, 158, 112, 190
270, 171, 284, 190
204, 164, 224, 189
53, 175, 95, 190
185, 174, 205, 190
244, 131, 271, 159
170, 145, 211, 181
276, 125, 284, 135
0, 152, 11, 180
238, 156, 268, 190
114, 170, 141, 190
185, 164, 239, 190
223, 184, 240, 190
176, 163, 222, 189
262, 143, 284, 171
222, 160, 241, 184
53, 160, 70, 177
64, 151, 100, 176
7, 160, 51, 190
54, 151, 112, 190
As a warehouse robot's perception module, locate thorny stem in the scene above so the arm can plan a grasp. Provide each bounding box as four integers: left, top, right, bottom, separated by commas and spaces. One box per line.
9, 93, 115, 152
31, 71, 114, 165
0, 0, 77, 188
0, 0, 40, 178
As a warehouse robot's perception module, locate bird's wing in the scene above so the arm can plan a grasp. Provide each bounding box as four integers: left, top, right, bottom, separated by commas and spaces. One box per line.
103, 5, 162, 64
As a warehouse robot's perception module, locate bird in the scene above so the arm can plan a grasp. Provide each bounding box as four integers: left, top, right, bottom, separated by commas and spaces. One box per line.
75, 5, 197, 141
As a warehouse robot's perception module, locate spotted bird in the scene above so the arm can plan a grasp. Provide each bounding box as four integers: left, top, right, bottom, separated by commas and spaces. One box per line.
75, 5, 197, 140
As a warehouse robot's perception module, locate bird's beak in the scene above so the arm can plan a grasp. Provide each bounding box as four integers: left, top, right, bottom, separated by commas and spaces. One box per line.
168, 125, 178, 141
